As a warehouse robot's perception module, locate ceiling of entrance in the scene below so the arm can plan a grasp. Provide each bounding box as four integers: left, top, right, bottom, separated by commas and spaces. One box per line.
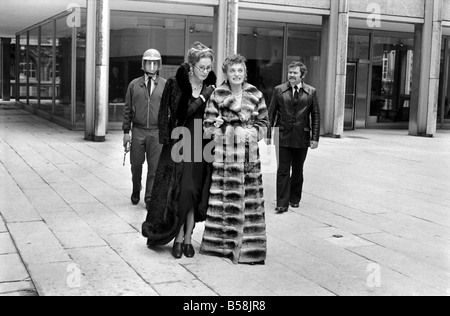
0, 0, 86, 37
0, 0, 216, 38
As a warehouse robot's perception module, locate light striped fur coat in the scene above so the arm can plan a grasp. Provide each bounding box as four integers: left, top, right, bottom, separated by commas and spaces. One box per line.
200, 82, 269, 264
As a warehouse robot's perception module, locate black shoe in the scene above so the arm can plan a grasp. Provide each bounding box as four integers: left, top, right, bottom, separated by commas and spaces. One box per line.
275, 207, 289, 214
172, 242, 184, 259
184, 244, 195, 258
289, 203, 300, 208
131, 192, 140, 205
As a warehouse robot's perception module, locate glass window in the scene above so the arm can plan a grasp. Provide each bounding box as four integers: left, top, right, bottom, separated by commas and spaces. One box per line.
287, 27, 321, 92
76, 10, 87, 124
370, 35, 414, 124
188, 17, 213, 49
40, 22, 55, 114
18, 34, 28, 103
10, 38, 16, 100
348, 34, 370, 61
109, 11, 186, 122
28, 28, 39, 107
238, 22, 284, 102
438, 38, 450, 123
55, 17, 73, 122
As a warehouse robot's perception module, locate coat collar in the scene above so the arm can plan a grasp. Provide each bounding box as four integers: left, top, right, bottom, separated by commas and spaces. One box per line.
218, 82, 257, 95
139, 74, 162, 87
175, 63, 217, 95
281, 82, 313, 95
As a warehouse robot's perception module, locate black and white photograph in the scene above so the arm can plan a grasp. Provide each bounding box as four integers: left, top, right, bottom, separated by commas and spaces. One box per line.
0, 0, 450, 300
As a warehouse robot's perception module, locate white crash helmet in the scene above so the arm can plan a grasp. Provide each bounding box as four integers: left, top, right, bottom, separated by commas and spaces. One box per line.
142, 49, 162, 72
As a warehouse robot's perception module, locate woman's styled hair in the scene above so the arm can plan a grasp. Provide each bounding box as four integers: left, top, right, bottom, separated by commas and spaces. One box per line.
187, 42, 214, 65
222, 54, 248, 81
288, 61, 308, 78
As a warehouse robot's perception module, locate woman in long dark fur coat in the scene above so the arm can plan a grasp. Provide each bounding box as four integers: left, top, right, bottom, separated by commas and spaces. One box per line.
200, 54, 269, 265
142, 42, 216, 259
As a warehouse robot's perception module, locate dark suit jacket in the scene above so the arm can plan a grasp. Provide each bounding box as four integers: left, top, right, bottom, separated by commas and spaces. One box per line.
268, 82, 320, 148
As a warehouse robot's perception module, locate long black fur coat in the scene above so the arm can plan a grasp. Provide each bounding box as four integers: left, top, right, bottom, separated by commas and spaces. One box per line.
142, 64, 217, 247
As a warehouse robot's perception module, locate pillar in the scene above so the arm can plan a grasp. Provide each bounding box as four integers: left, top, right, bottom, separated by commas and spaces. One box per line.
1, 38, 12, 101
320, 0, 349, 137
409, 0, 443, 137
213, 0, 239, 85
85, 0, 110, 142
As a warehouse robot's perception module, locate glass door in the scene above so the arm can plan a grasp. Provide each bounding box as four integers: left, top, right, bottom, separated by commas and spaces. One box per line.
369, 35, 414, 126
439, 38, 450, 127
345, 63, 357, 130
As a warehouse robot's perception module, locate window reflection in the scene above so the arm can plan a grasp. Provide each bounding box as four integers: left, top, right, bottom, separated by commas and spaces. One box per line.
438, 38, 450, 123
18, 35, 28, 103
370, 36, 414, 123
238, 23, 284, 102
55, 17, 73, 122
40, 22, 55, 114
109, 12, 188, 122
287, 28, 321, 92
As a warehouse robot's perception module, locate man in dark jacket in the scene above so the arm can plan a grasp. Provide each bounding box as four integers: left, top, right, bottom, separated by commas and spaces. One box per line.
267, 61, 320, 213
123, 49, 167, 206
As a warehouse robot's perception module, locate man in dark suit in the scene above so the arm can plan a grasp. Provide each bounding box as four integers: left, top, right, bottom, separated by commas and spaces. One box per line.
267, 61, 320, 213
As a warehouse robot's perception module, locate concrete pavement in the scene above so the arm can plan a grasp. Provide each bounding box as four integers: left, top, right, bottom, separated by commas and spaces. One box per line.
1, 103, 450, 296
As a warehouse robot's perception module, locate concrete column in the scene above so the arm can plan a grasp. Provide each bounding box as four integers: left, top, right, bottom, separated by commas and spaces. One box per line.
213, 2, 227, 85
0, 38, 12, 101
85, 0, 110, 142
320, 0, 349, 137
214, 0, 239, 85
409, 0, 443, 137
227, 0, 239, 57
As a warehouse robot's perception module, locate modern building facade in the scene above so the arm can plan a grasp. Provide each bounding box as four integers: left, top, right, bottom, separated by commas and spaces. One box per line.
1, 0, 449, 140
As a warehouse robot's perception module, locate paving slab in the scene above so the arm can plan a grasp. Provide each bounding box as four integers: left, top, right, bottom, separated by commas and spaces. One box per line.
0, 233, 17, 255
0, 253, 29, 282
7, 221, 70, 265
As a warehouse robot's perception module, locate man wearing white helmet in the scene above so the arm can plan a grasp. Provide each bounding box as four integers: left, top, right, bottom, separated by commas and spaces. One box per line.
123, 49, 167, 206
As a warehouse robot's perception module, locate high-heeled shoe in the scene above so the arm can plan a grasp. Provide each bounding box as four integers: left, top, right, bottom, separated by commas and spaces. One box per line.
183, 243, 195, 258
172, 242, 184, 259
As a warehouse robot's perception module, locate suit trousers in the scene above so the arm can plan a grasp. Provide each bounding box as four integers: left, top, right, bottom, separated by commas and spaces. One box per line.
277, 146, 309, 208
130, 127, 163, 202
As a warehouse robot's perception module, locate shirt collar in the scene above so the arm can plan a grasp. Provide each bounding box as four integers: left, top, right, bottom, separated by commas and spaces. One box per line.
145, 73, 157, 83
292, 82, 303, 91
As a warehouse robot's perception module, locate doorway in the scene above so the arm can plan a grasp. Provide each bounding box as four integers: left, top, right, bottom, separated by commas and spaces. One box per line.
345, 63, 357, 130
439, 37, 450, 128
344, 61, 371, 130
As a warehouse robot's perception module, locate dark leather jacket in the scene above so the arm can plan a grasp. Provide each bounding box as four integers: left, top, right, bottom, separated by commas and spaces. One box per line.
268, 82, 320, 148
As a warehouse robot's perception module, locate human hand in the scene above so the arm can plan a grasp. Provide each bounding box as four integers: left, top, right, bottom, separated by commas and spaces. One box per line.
310, 141, 319, 150
202, 85, 216, 101
123, 134, 131, 152
245, 128, 258, 143
234, 126, 246, 144
214, 116, 224, 128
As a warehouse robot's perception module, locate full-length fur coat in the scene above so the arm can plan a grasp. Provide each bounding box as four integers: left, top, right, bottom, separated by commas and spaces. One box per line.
200, 82, 269, 264
142, 64, 216, 247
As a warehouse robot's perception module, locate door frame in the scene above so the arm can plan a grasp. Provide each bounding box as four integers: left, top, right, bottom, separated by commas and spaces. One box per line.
440, 37, 450, 129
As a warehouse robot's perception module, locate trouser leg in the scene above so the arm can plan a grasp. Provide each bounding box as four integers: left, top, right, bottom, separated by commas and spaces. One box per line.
277, 146, 293, 208
144, 130, 163, 202
130, 128, 146, 194
290, 148, 309, 204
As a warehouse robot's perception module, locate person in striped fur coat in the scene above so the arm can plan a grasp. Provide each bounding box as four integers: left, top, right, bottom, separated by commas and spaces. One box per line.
200, 54, 269, 265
